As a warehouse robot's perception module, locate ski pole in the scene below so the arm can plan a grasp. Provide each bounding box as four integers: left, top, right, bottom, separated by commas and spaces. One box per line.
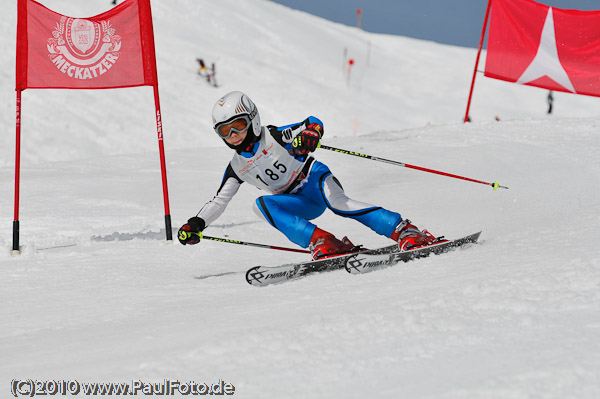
319, 144, 508, 190
186, 231, 311, 254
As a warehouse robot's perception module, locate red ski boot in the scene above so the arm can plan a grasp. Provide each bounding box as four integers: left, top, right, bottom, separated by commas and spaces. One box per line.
390, 219, 439, 251
309, 228, 357, 260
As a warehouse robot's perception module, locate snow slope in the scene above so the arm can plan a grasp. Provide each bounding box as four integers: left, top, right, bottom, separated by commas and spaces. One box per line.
1, 0, 600, 398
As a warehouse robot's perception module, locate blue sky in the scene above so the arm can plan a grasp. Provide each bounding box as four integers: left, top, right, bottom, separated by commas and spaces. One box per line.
269, 0, 598, 48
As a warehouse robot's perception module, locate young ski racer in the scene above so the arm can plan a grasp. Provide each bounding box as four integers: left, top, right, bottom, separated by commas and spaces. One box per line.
178, 91, 438, 260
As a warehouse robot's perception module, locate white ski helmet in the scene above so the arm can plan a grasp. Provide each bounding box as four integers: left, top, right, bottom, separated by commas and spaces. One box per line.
212, 91, 261, 139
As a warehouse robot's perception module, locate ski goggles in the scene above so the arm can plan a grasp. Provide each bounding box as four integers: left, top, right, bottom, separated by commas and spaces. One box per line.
214, 115, 251, 139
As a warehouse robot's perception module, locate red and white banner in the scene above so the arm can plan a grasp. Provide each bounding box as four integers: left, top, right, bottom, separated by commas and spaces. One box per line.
485, 0, 600, 97
16, 0, 158, 90
12, 0, 172, 252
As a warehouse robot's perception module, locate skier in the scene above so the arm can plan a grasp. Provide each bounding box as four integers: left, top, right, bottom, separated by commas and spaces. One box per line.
178, 91, 438, 259
196, 58, 216, 87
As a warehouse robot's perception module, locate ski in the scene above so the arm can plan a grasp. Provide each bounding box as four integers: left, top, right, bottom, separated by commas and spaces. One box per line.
344, 231, 481, 274
245, 243, 400, 286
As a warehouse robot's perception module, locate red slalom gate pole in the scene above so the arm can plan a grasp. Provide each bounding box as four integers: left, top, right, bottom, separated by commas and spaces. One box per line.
12, 90, 22, 255
153, 85, 173, 242
319, 144, 508, 190
464, 0, 493, 123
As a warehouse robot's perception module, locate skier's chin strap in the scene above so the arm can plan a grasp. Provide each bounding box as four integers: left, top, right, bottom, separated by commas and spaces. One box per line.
225, 132, 260, 155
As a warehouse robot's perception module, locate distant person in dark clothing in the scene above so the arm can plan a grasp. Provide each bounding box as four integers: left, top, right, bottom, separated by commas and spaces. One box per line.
547, 91, 554, 114
196, 58, 217, 87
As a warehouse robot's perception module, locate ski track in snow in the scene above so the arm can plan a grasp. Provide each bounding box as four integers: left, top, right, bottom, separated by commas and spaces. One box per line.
1, 0, 600, 398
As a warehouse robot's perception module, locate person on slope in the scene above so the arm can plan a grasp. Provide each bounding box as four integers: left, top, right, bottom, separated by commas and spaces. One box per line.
196, 58, 217, 87
178, 91, 438, 259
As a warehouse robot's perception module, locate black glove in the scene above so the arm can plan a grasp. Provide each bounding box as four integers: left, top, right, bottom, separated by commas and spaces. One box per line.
178, 216, 205, 245
290, 123, 322, 155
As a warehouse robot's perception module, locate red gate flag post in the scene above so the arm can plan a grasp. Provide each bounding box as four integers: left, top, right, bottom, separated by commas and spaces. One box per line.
13, 0, 172, 254
347, 58, 355, 86
463, 0, 493, 123
485, 0, 600, 97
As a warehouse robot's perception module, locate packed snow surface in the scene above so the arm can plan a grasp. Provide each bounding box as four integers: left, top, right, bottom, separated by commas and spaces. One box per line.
1, 0, 599, 398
